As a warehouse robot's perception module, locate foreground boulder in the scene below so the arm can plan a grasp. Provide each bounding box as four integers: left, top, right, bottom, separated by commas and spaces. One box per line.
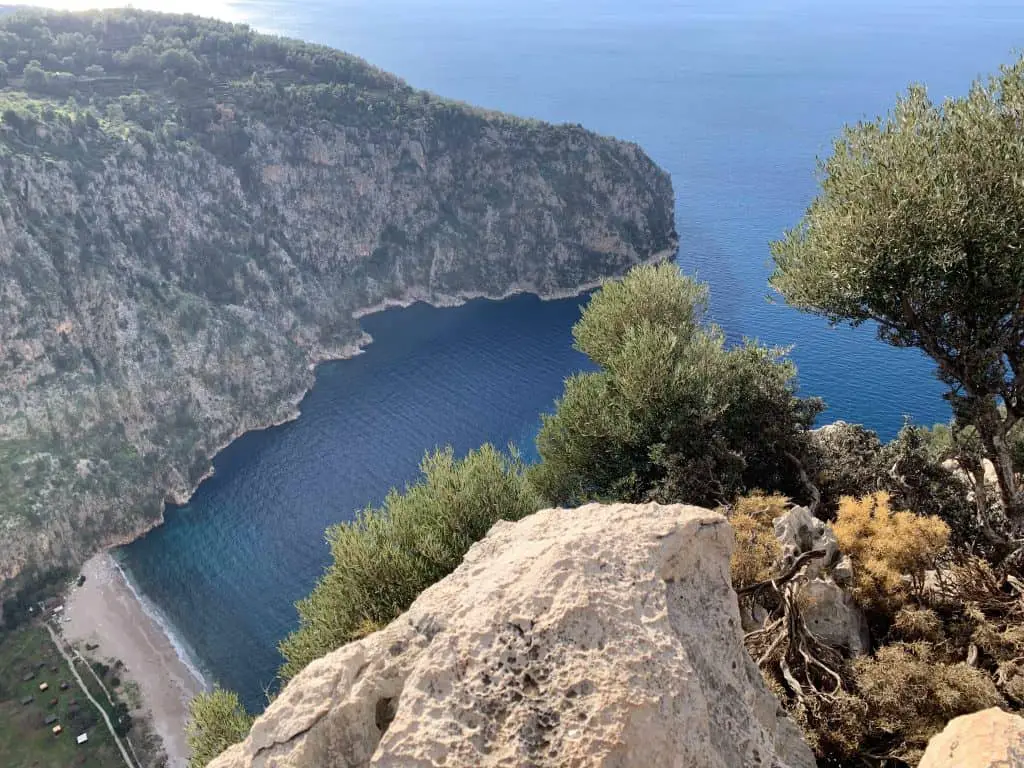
210, 503, 813, 767
919, 707, 1024, 768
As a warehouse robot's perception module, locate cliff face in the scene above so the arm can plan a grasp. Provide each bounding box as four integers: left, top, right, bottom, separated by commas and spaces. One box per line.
210, 503, 814, 768
0, 10, 676, 591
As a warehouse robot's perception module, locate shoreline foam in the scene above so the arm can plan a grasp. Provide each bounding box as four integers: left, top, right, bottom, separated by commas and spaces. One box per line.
112, 556, 211, 693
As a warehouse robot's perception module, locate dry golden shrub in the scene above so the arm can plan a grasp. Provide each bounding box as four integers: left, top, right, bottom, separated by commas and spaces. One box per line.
892, 606, 945, 643
852, 642, 1003, 764
727, 492, 788, 589
833, 491, 950, 614
972, 619, 1024, 660
786, 689, 869, 759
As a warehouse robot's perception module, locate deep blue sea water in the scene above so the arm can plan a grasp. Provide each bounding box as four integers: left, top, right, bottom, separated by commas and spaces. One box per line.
118, 0, 1024, 710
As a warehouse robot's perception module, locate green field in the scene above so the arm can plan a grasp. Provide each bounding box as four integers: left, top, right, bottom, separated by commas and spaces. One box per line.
0, 623, 123, 768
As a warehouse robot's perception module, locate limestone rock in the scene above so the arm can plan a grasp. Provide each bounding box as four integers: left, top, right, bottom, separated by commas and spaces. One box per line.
210, 503, 814, 768
770, 507, 869, 655
942, 457, 1003, 520
797, 578, 870, 655
773, 506, 839, 579
919, 707, 1024, 768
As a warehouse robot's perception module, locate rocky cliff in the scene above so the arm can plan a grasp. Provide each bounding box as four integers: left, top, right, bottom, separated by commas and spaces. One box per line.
0, 9, 676, 593
209, 503, 813, 768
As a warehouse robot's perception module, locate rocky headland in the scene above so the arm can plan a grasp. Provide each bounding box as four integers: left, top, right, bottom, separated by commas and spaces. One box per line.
0, 9, 677, 595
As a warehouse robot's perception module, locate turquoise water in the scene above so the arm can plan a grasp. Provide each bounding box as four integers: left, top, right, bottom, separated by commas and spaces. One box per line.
120, 0, 1024, 709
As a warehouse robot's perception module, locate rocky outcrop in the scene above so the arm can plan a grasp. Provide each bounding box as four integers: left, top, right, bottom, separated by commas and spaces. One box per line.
209, 503, 813, 768
774, 505, 842, 581
919, 707, 1024, 768
0, 10, 677, 594
772, 506, 869, 655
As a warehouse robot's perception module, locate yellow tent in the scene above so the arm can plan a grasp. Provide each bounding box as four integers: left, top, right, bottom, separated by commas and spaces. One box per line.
51, 725, 62, 735
38, 682, 49, 692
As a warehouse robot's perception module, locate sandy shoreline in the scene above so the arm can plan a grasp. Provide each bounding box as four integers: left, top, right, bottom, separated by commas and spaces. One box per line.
62, 553, 207, 768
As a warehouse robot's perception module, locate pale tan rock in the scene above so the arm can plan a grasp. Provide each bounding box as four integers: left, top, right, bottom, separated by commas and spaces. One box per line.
770, 507, 869, 655
798, 578, 871, 655
773, 506, 840, 579
209, 503, 814, 768
919, 707, 1024, 767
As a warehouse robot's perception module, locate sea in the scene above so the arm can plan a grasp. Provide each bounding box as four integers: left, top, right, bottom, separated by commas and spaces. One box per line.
97, 0, 1024, 711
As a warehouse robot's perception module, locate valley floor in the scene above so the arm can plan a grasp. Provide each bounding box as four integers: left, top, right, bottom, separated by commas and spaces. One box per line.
62, 554, 208, 768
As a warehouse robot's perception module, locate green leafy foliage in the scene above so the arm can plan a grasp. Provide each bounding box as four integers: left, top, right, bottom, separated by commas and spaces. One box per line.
771, 59, 1024, 522
186, 687, 254, 768
809, 422, 885, 514
880, 422, 984, 550
531, 263, 822, 507
278, 444, 541, 679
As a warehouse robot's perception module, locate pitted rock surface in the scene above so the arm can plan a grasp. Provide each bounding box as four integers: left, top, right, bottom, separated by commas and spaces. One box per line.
210, 503, 814, 768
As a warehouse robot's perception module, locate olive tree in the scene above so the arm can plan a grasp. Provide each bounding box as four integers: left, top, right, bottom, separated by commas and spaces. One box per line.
531, 263, 822, 507
771, 61, 1024, 527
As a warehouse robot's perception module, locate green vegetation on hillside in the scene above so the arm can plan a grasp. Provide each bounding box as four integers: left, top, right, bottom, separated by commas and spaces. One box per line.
0, 624, 122, 768
186, 688, 253, 768
0, 7, 537, 163
279, 445, 541, 678
530, 263, 822, 507
0, 6, 675, 599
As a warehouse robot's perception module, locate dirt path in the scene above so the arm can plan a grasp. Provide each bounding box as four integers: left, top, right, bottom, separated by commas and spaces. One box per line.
62, 553, 205, 767
45, 621, 135, 768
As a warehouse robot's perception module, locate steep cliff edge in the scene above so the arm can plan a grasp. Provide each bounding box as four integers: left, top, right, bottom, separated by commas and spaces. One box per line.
209, 503, 813, 768
0, 10, 676, 592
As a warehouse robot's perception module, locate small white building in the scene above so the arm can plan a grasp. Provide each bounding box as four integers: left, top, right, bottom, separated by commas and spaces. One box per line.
76, 733, 88, 745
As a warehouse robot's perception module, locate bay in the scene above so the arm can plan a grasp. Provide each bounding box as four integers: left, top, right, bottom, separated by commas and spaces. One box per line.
119, 0, 1024, 709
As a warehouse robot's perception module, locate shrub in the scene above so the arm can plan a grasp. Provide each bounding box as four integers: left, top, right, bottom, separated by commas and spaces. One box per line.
833, 492, 949, 615
879, 423, 980, 551
891, 606, 944, 643
279, 444, 540, 679
22, 59, 46, 89
185, 688, 253, 768
785, 689, 869, 759
853, 643, 1002, 764
532, 264, 822, 508
809, 422, 884, 513
727, 492, 787, 590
